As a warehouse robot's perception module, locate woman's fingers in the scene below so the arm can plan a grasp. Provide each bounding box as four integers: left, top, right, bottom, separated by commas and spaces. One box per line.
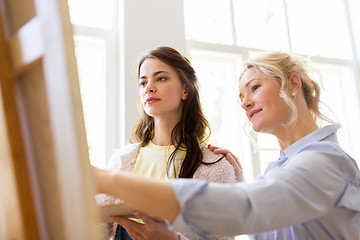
226, 153, 241, 169
134, 211, 153, 225
226, 153, 244, 182
209, 145, 240, 166
208, 144, 244, 181
111, 211, 179, 240
134, 211, 165, 224
209, 144, 232, 155
110, 216, 146, 239
208, 144, 219, 151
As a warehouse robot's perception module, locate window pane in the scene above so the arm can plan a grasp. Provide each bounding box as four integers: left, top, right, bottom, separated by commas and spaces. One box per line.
256, 132, 279, 174
233, 0, 289, 51
348, 0, 360, 61
183, 0, 233, 44
190, 50, 255, 181
286, 0, 352, 59
314, 63, 360, 163
68, 0, 113, 29
257, 133, 278, 149
190, 50, 242, 145
74, 35, 107, 168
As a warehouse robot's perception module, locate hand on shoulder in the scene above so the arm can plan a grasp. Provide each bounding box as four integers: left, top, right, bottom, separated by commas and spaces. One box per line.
208, 144, 244, 182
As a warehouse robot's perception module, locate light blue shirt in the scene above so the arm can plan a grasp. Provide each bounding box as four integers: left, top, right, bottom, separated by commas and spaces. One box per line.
170, 124, 360, 239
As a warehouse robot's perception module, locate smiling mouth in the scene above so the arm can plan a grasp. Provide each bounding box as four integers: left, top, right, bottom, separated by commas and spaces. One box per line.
249, 109, 262, 119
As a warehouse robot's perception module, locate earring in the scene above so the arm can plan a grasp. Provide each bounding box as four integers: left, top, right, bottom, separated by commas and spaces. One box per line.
292, 92, 296, 96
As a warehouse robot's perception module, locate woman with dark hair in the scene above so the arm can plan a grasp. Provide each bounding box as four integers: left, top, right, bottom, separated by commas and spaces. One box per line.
97, 46, 240, 240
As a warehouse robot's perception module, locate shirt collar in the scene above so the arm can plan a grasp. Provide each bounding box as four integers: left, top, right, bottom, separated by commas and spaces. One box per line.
281, 123, 341, 161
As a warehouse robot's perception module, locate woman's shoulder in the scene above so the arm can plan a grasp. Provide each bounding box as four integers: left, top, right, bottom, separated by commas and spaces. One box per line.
201, 147, 225, 163
283, 141, 360, 192
113, 143, 141, 156
290, 140, 358, 172
107, 143, 141, 171
193, 147, 237, 183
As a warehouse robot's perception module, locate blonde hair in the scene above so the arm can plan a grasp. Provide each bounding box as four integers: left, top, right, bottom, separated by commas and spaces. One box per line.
240, 51, 333, 126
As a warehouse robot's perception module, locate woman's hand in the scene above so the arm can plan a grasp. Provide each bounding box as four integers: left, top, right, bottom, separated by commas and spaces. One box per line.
111, 211, 179, 240
208, 144, 244, 182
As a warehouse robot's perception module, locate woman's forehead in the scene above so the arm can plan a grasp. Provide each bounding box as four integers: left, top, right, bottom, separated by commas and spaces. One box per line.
239, 68, 260, 85
140, 58, 175, 76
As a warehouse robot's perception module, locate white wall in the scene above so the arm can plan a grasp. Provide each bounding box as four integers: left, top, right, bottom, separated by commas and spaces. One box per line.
119, 0, 186, 146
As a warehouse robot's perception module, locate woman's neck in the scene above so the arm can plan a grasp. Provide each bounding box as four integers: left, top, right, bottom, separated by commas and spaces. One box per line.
151, 117, 180, 146
276, 99, 319, 150
276, 119, 318, 150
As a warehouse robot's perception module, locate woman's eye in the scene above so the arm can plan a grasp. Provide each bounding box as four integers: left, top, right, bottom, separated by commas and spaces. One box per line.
139, 82, 146, 87
252, 85, 260, 92
157, 77, 166, 82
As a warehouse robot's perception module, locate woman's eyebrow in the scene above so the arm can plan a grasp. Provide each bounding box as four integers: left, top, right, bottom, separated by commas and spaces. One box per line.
239, 78, 258, 99
139, 70, 170, 80
153, 70, 169, 76
244, 78, 257, 87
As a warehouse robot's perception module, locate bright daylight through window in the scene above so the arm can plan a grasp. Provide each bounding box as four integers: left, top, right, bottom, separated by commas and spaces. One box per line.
68, 1, 359, 239
183, 0, 360, 181
68, 0, 118, 168
67, 0, 360, 184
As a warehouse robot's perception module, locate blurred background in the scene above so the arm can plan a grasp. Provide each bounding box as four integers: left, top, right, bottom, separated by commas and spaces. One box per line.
67, 0, 360, 184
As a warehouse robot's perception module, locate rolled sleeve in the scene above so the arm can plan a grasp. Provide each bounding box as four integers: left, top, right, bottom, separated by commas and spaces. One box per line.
169, 179, 210, 238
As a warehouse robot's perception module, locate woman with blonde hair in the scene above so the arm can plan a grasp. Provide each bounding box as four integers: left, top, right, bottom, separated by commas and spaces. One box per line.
97, 46, 239, 240
95, 51, 360, 239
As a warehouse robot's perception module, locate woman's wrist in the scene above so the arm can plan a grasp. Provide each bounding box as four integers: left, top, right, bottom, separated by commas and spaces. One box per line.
95, 167, 117, 194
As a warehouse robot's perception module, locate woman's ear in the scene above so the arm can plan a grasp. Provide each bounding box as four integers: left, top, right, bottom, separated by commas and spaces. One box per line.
289, 73, 302, 95
182, 86, 188, 100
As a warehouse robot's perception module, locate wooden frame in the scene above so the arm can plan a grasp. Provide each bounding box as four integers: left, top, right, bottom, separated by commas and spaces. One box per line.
0, 0, 101, 239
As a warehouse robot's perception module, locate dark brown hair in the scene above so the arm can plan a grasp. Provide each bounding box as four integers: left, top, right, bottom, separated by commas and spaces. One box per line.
130, 46, 214, 178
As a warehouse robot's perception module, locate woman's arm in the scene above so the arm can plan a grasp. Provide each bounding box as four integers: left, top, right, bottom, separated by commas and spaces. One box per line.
95, 167, 180, 221
170, 150, 348, 237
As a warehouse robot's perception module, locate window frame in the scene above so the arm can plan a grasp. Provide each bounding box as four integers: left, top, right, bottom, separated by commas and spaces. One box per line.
70, 0, 120, 167
185, 0, 360, 178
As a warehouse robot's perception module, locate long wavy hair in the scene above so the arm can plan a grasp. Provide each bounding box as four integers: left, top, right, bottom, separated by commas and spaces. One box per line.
130, 46, 215, 178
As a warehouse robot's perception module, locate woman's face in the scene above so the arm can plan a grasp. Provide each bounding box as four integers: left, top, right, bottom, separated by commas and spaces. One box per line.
139, 58, 187, 120
239, 67, 291, 134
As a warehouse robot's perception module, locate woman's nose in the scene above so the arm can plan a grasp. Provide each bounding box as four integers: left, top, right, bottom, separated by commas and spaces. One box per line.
241, 95, 252, 110
144, 82, 156, 93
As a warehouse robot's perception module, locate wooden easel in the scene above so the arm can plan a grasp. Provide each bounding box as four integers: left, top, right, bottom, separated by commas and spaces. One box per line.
0, 0, 101, 239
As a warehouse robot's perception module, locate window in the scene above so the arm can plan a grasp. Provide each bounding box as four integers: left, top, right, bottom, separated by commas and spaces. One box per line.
286, 0, 352, 59
68, 0, 119, 168
68, 0, 113, 29
184, 0, 234, 45
67, 0, 360, 178
73, 35, 106, 167
190, 49, 255, 180
184, 0, 360, 181
233, 0, 289, 51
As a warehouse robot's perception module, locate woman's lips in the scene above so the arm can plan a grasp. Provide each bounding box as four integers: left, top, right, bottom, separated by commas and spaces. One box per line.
146, 97, 160, 104
248, 109, 262, 119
